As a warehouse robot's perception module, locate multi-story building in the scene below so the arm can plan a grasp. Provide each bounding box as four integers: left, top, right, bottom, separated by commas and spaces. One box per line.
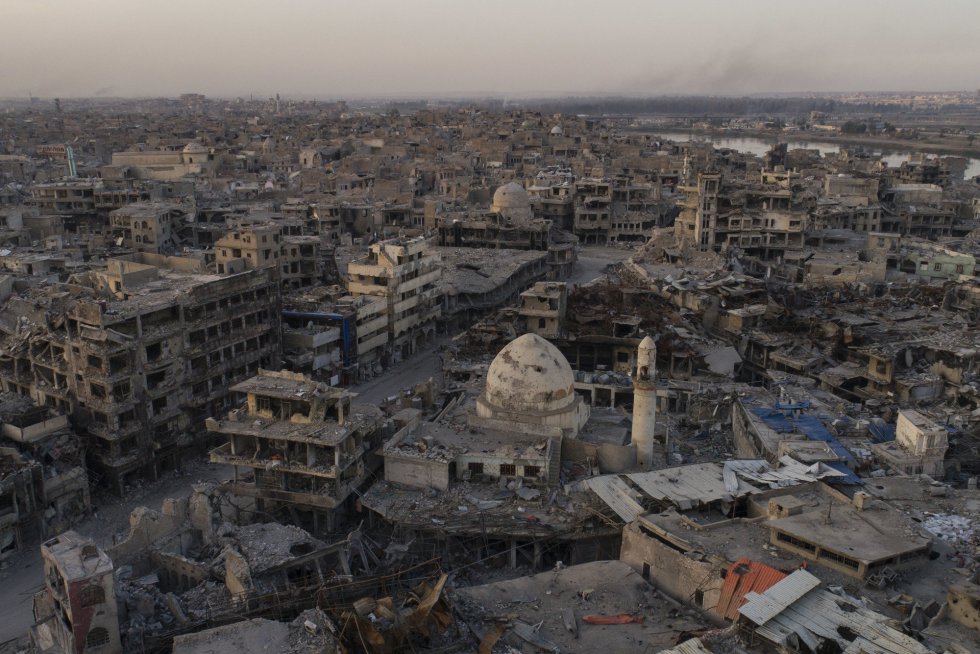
280, 235, 322, 289
281, 297, 356, 385
347, 236, 441, 361
216, 224, 322, 290
882, 183, 956, 239
572, 178, 613, 244
0, 397, 90, 560
31, 531, 122, 654
29, 180, 99, 216
340, 294, 389, 377
675, 172, 804, 262
0, 447, 44, 562
215, 223, 281, 275
519, 281, 567, 339
207, 369, 384, 532
108, 202, 186, 254
0, 252, 281, 493
109, 141, 214, 181
528, 167, 575, 230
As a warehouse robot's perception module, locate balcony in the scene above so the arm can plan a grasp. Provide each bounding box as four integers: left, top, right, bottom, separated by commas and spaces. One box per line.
210, 442, 339, 478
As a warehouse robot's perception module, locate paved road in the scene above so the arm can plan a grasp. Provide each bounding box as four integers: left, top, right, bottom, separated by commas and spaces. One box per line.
350, 337, 447, 407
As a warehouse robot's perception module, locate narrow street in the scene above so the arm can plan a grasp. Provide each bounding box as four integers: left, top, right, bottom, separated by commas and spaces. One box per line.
350, 337, 447, 407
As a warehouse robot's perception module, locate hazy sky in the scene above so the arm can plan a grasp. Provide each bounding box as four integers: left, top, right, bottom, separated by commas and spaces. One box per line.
4, 0, 978, 99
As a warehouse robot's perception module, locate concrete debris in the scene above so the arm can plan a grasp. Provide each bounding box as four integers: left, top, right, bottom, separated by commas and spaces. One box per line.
4, 97, 980, 654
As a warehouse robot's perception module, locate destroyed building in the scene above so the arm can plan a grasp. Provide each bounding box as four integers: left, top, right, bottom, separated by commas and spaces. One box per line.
0, 393, 89, 559
674, 170, 806, 266
347, 236, 441, 362
436, 182, 577, 280
0, 252, 282, 492
208, 369, 384, 532
32, 531, 122, 654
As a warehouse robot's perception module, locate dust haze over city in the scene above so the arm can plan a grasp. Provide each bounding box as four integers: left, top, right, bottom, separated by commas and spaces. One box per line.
3, 0, 979, 98
2, 2, 980, 654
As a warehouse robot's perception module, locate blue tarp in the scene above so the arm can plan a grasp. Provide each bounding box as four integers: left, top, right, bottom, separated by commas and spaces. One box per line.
793, 414, 854, 465
751, 408, 796, 433
751, 407, 862, 485
868, 422, 897, 443
774, 401, 811, 410
827, 462, 862, 485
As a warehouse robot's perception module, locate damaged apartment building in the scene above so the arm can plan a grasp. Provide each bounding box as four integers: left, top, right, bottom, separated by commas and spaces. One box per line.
0, 392, 90, 561
674, 170, 807, 271
346, 236, 441, 364
0, 252, 281, 493
207, 368, 384, 533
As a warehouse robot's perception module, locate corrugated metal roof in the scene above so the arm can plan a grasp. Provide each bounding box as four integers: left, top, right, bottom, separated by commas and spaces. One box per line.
724, 457, 846, 489
656, 637, 714, 654
585, 475, 644, 522
738, 569, 821, 625
585, 459, 848, 522
714, 558, 787, 621
627, 462, 757, 507
746, 585, 935, 654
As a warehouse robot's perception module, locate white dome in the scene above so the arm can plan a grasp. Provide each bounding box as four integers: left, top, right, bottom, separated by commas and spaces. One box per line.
491, 182, 530, 213
550, 125, 564, 136
183, 141, 207, 153
484, 334, 575, 413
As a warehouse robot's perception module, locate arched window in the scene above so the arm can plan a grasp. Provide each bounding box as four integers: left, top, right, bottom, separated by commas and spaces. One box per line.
80, 584, 105, 607
86, 627, 110, 649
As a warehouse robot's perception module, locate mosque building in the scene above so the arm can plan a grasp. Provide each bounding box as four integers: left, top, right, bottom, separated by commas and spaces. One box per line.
380, 332, 656, 491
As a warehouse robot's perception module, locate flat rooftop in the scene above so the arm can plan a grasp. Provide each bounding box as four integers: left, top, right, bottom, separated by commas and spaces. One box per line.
384, 420, 552, 464
455, 561, 710, 653
231, 374, 352, 402
41, 531, 112, 581
767, 487, 932, 563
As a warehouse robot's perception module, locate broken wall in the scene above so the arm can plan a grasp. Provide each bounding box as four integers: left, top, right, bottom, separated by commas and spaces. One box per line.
562, 438, 637, 474
384, 454, 451, 491
108, 499, 189, 573
619, 521, 725, 617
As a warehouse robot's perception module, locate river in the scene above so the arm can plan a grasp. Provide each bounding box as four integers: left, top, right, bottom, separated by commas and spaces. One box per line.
648, 131, 980, 180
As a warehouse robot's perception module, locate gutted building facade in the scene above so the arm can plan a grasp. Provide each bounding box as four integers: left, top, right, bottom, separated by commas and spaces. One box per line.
32, 531, 122, 654
347, 236, 441, 361
208, 369, 384, 533
0, 253, 282, 493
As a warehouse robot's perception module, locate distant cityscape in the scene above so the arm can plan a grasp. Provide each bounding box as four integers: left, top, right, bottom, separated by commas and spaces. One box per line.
0, 89, 978, 653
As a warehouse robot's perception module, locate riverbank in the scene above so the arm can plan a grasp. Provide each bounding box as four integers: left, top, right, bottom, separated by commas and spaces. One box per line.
629, 125, 980, 160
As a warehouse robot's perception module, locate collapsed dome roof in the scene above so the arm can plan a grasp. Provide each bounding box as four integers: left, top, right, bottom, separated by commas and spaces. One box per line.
484, 333, 576, 413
